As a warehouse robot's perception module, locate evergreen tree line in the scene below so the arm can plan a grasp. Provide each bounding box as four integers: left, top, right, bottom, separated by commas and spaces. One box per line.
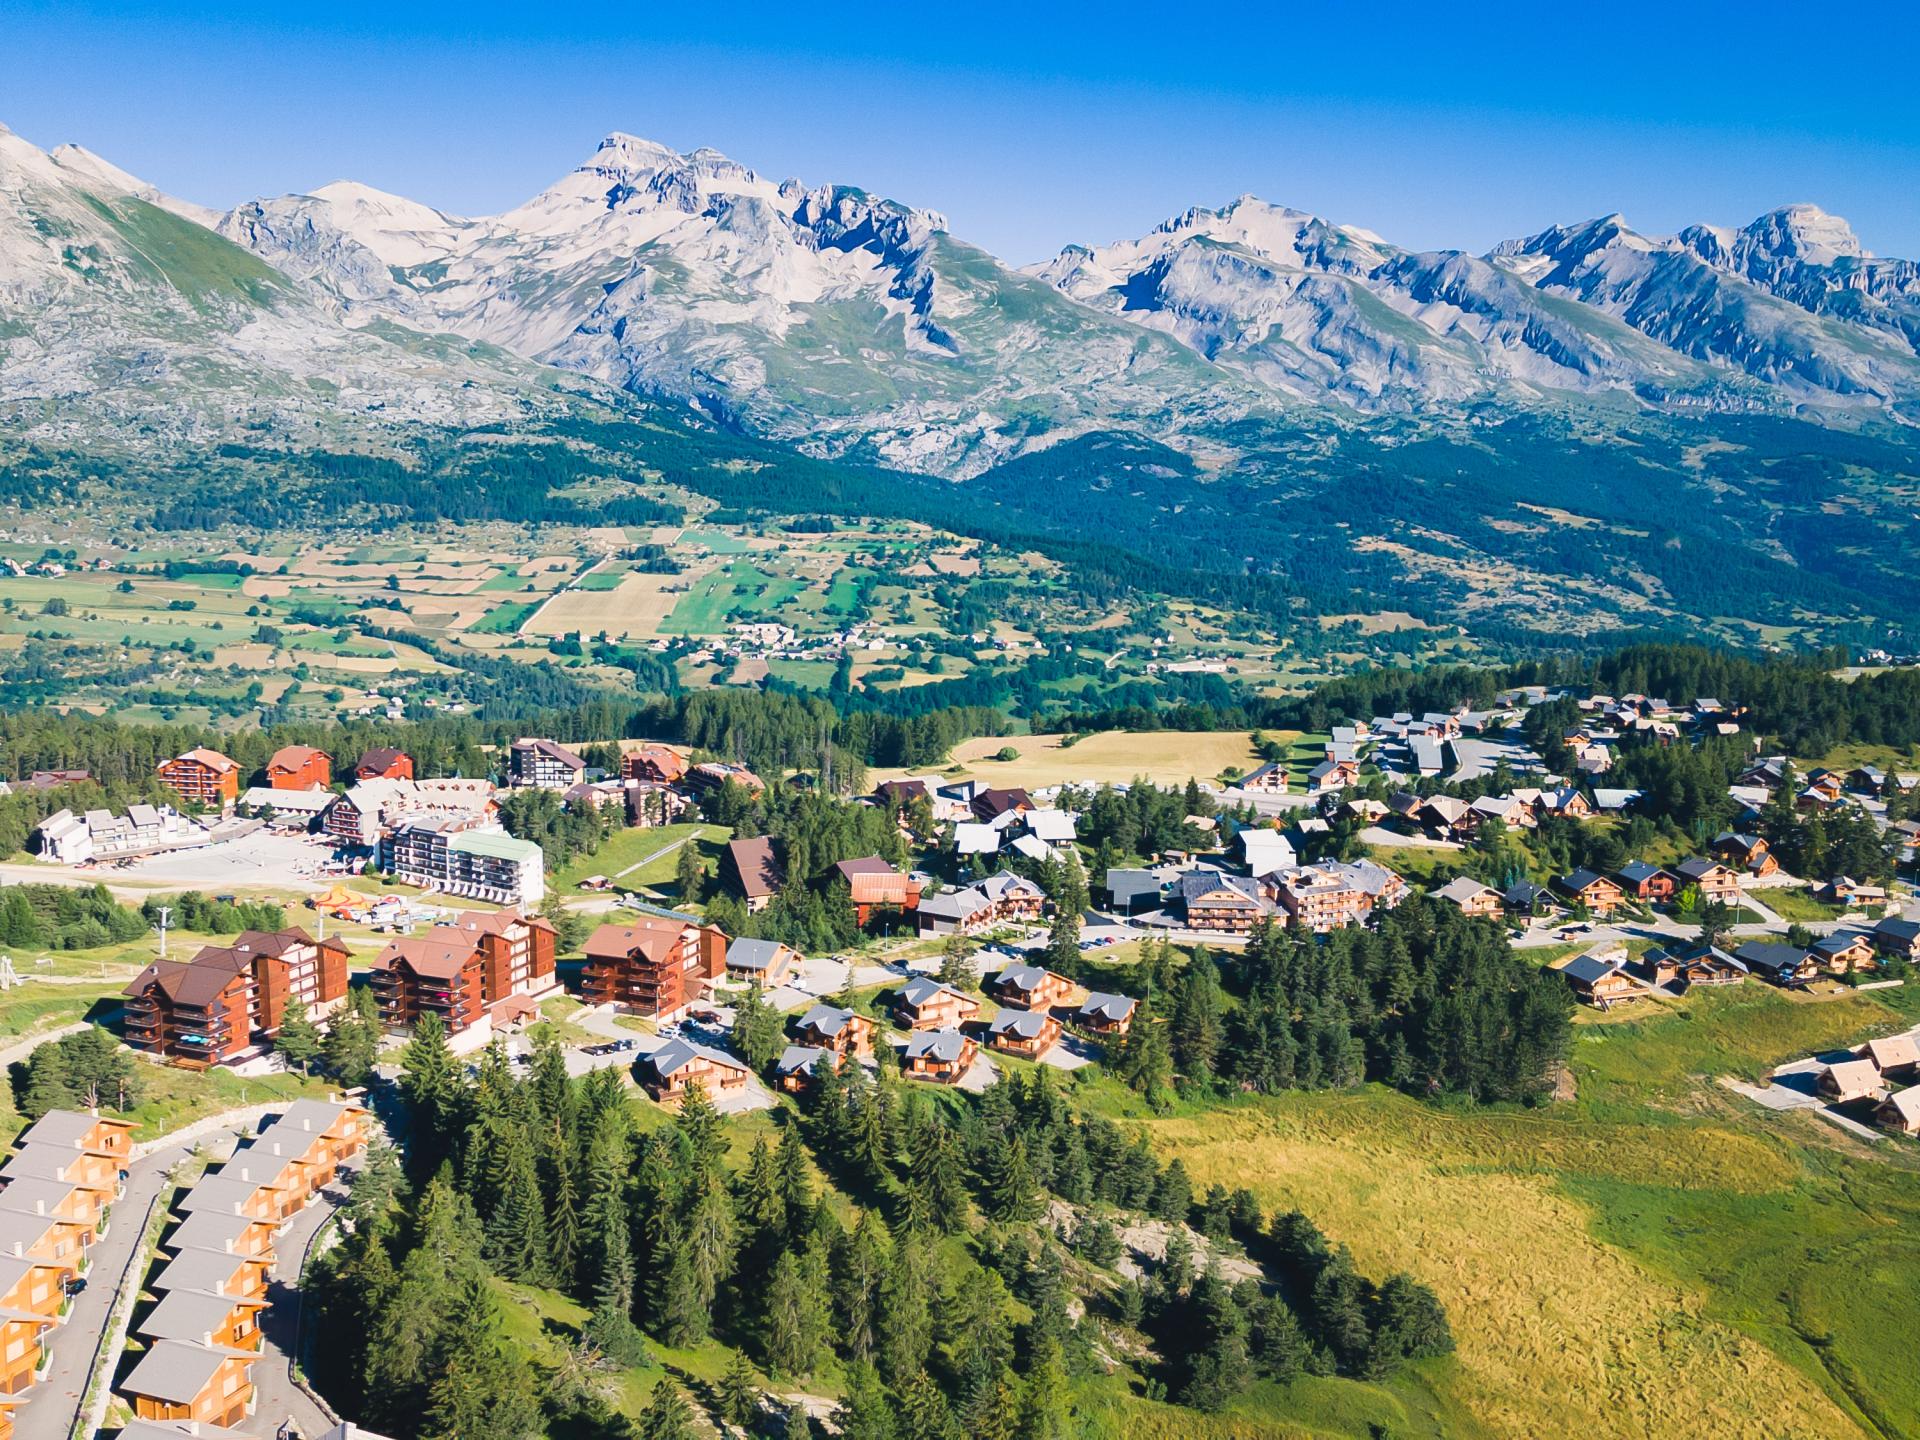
1113, 900, 1573, 1106
10, 1027, 142, 1118
307, 1015, 1449, 1439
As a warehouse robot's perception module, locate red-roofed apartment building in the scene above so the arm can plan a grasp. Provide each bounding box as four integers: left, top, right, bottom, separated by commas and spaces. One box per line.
265, 746, 331, 791
157, 749, 240, 808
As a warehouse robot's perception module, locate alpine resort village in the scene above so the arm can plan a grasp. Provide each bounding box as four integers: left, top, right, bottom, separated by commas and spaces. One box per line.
3, 21, 1920, 1440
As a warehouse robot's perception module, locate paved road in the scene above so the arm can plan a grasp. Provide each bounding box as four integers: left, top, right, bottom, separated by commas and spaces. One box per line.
246, 1172, 355, 1439
11, 1127, 245, 1440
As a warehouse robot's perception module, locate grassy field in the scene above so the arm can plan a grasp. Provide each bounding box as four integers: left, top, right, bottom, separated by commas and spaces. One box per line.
1088, 979, 1920, 1440
1762, 887, 1848, 922
552, 821, 731, 894
873, 729, 1275, 790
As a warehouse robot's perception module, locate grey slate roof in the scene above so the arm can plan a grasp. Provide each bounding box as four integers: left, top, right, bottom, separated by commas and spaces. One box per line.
725, 936, 791, 972
1562, 953, 1623, 986
775, 1045, 830, 1078
1077, 992, 1137, 1024
150, 1246, 258, 1296
162, 1210, 265, 1255
137, 1287, 262, 1344
988, 1008, 1052, 1041
644, 1037, 748, 1080
900, 977, 969, 1009
905, 1028, 970, 1064
796, 1004, 859, 1039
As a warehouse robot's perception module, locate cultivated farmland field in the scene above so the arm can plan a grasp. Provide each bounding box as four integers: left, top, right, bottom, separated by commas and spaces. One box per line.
874, 729, 1279, 789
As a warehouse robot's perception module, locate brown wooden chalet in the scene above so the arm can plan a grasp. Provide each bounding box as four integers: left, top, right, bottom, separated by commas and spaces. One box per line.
893, 978, 980, 1031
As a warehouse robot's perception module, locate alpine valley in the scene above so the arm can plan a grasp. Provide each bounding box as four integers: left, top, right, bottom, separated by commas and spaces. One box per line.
5, 120, 1920, 651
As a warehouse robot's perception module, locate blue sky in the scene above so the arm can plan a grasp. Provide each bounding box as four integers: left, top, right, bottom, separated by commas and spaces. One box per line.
6, 2, 1916, 263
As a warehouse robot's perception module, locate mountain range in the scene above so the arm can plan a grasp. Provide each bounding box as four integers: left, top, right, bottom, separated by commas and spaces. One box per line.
4, 122, 1918, 477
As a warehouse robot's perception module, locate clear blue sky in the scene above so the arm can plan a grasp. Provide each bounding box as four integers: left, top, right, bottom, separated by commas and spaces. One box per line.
6, 2, 1916, 263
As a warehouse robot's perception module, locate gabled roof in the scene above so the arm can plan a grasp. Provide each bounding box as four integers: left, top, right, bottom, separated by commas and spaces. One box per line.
1078, 991, 1137, 1023
796, 1004, 864, 1039
1822, 1058, 1883, 1097
1558, 868, 1613, 894
644, 1037, 749, 1081
724, 836, 784, 899
1882, 1086, 1920, 1126
989, 1007, 1053, 1040
121, 1339, 253, 1404
990, 962, 1055, 995
150, 1245, 261, 1297
510, 737, 586, 769
1615, 861, 1669, 886
163, 1210, 271, 1255
165, 748, 238, 775
0, 1176, 85, 1217
584, 917, 689, 964
900, 977, 973, 1010
1732, 941, 1813, 976
1433, 876, 1497, 905
267, 745, 328, 773
14, 1110, 132, 1152
125, 952, 253, 1008
1673, 857, 1731, 882
1864, 1033, 1920, 1071
1562, 953, 1624, 986
775, 1045, 830, 1078
916, 886, 989, 923
725, 937, 795, 972
904, 1028, 971, 1063
0, 1145, 102, 1186
372, 928, 480, 981
137, 1286, 265, 1344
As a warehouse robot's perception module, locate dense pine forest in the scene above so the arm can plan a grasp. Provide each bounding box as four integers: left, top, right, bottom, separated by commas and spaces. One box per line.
305, 1023, 1453, 1440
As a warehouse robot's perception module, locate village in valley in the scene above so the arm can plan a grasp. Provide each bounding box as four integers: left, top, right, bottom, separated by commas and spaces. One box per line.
2, 648, 1920, 1440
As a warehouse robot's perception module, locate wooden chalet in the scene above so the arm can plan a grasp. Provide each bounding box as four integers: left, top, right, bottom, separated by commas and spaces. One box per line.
903, 1028, 977, 1084
639, 1039, 752, 1104
1432, 876, 1504, 919
1559, 952, 1642, 1009
1871, 917, 1920, 962
1712, 832, 1779, 877
1074, 991, 1137, 1039
120, 1340, 257, 1426
1817, 1058, 1885, 1105
724, 937, 801, 987
894, 978, 980, 1031
1812, 932, 1878, 976
1861, 1033, 1920, 1081
1614, 861, 1678, 904
581, 915, 728, 1018
265, 746, 331, 791
985, 963, 1077, 1012
1556, 868, 1625, 917
1672, 858, 1743, 905
1645, 944, 1746, 990
987, 1007, 1061, 1060
1876, 1086, 1920, 1136
834, 857, 922, 925
1732, 941, 1819, 988
792, 1005, 876, 1060
774, 1045, 833, 1094
1237, 762, 1289, 795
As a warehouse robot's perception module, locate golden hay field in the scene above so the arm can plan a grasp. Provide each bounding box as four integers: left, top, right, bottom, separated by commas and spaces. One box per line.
872, 729, 1277, 789
521, 572, 685, 638
1127, 1090, 1870, 1440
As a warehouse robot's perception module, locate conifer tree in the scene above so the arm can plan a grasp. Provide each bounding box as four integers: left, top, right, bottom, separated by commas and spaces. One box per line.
583, 1194, 648, 1365
983, 1134, 1038, 1223
276, 993, 322, 1076
484, 1128, 551, 1283
879, 1233, 935, 1384
764, 1250, 822, 1376
774, 1120, 815, 1233
895, 1370, 959, 1440
831, 1362, 897, 1440
1014, 1335, 1072, 1440
636, 1378, 699, 1440
423, 1273, 543, 1440
832, 1210, 887, 1364
675, 839, 705, 905
718, 1349, 760, 1432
